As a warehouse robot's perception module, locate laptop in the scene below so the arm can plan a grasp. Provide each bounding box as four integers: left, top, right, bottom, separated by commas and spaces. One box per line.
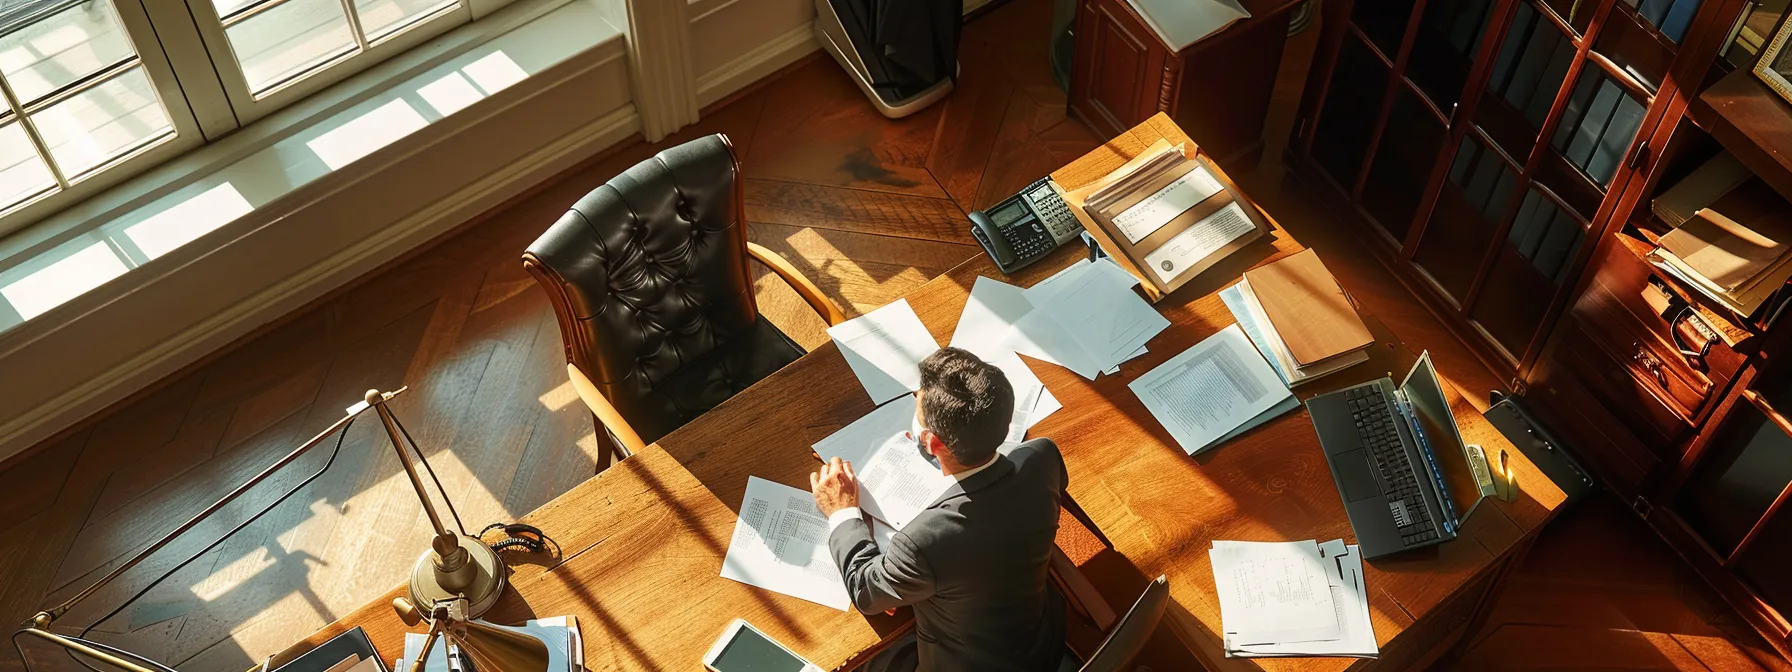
1307, 352, 1484, 559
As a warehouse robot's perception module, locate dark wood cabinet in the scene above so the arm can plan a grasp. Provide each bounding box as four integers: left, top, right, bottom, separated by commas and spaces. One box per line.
1291, 0, 1792, 659
1068, 0, 1302, 169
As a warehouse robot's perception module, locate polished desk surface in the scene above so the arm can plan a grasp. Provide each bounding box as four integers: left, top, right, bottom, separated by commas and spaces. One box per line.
276, 119, 1566, 671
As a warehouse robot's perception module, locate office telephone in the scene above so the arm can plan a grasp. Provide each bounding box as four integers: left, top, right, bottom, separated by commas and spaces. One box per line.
969, 177, 1084, 274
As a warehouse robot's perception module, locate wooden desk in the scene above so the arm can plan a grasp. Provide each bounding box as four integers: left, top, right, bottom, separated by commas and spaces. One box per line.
278, 119, 1565, 671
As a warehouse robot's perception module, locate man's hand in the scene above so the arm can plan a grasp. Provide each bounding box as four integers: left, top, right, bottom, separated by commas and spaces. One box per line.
810, 456, 860, 517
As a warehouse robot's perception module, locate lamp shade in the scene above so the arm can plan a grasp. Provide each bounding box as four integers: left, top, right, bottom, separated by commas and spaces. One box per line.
448, 619, 552, 672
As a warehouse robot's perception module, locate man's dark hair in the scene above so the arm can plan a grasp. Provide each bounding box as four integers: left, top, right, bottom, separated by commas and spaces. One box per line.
918, 347, 1014, 466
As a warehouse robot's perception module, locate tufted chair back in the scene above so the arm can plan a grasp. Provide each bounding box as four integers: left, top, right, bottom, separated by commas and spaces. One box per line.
523, 134, 804, 449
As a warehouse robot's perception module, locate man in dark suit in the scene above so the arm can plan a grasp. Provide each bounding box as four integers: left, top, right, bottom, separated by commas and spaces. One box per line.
811, 347, 1067, 672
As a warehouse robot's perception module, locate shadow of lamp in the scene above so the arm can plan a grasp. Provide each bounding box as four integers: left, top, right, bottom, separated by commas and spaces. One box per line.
12, 388, 536, 672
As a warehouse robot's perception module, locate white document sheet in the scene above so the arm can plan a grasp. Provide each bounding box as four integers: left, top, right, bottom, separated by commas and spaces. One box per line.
721, 477, 852, 611
948, 277, 1065, 428
1230, 541, 1379, 658
1128, 324, 1292, 455
1144, 201, 1257, 284
1210, 540, 1342, 647
1031, 259, 1170, 373
810, 396, 953, 530
1127, 0, 1251, 51
829, 299, 940, 404
1113, 166, 1225, 243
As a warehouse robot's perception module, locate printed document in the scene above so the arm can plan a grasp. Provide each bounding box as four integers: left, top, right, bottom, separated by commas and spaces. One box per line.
1144, 201, 1257, 284
1129, 324, 1292, 454
1229, 540, 1378, 658
1031, 259, 1170, 372
1113, 166, 1225, 243
721, 477, 851, 611
828, 299, 940, 403
1210, 540, 1342, 647
811, 396, 954, 529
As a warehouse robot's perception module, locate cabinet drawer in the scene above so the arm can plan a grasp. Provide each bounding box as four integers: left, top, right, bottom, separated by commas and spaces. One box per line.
1557, 314, 1694, 453
1587, 238, 1744, 393
1575, 280, 1715, 418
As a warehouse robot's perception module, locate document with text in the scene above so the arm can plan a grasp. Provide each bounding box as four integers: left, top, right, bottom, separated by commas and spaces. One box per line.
811, 395, 955, 530
829, 299, 940, 404
1128, 324, 1293, 455
1210, 539, 1342, 647
722, 477, 851, 611
1229, 539, 1378, 658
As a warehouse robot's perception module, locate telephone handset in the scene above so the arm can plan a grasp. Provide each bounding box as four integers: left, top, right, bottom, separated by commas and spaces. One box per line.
969, 177, 1084, 274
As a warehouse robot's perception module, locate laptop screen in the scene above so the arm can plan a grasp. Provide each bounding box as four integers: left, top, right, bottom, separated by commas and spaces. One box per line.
1399, 352, 1483, 528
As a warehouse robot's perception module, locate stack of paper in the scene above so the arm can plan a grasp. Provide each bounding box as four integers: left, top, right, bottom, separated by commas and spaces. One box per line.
1127, 324, 1294, 455
721, 477, 852, 611
812, 395, 955, 531
1126, 0, 1251, 51
1211, 539, 1377, 658
1016, 259, 1167, 377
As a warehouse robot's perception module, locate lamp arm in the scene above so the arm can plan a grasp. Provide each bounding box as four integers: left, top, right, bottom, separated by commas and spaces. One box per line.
27, 398, 382, 629
13, 627, 174, 672
368, 391, 455, 540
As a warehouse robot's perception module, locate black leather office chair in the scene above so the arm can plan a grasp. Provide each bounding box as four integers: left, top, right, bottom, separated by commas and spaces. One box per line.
523, 134, 845, 470
1062, 575, 1170, 672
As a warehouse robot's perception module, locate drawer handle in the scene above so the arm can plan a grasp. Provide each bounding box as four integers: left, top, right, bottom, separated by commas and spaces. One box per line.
1633, 345, 1668, 387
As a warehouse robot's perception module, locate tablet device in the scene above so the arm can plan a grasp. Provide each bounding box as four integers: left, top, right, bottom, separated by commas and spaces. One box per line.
703, 619, 822, 672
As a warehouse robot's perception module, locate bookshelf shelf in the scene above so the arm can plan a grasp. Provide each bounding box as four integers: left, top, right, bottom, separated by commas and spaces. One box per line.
1698, 68, 1792, 203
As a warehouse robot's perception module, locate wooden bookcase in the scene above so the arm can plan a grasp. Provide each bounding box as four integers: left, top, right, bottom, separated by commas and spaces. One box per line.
1289, 0, 1792, 659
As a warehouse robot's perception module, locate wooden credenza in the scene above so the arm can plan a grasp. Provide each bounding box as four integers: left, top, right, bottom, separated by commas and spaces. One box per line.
1068, 0, 1304, 170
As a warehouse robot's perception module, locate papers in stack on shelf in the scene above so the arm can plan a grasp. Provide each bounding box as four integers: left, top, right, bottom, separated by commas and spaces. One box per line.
1225, 250, 1372, 386
397, 616, 583, 672
1647, 169, 1792, 317
828, 299, 941, 404
1211, 539, 1377, 659
1128, 324, 1294, 455
1125, 0, 1251, 52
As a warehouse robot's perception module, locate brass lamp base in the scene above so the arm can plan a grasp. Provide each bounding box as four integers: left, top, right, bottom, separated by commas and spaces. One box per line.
408, 534, 506, 618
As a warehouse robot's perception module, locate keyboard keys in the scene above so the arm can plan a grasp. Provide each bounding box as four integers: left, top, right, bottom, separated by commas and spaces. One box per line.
1349, 385, 1436, 547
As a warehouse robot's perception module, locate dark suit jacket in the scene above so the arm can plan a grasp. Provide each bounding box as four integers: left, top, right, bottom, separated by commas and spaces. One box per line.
828, 438, 1067, 672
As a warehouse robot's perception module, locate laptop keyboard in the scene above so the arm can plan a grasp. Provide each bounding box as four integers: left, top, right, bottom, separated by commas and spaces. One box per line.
1345, 386, 1438, 546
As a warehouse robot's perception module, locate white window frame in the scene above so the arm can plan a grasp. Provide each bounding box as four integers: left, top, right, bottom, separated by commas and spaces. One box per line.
0, 0, 204, 238
177, 0, 478, 126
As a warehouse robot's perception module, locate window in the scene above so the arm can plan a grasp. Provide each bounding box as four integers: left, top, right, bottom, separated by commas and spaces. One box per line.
189, 0, 474, 123
0, 0, 197, 225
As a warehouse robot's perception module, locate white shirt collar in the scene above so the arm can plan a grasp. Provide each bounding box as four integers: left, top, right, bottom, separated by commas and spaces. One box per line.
952, 454, 999, 482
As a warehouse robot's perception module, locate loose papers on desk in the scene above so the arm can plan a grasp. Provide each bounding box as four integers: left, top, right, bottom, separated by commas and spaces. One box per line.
1128, 324, 1294, 455
1026, 259, 1170, 375
1214, 539, 1377, 658
812, 395, 954, 530
829, 299, 939, 403
722, 477, 851, 610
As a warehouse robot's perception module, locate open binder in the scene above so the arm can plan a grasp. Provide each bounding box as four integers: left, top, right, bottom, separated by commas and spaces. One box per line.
1055, 137, 1272, 302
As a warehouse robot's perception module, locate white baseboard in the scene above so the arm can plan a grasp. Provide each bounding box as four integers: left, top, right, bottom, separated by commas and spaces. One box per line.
695, 22, 820, 108
0, 106, 642, 463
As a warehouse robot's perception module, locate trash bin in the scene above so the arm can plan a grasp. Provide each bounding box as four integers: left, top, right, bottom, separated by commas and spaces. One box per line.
814, 0, 962, 118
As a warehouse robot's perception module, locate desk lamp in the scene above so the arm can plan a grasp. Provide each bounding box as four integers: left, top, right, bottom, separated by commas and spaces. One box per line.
11, 387, 512, 671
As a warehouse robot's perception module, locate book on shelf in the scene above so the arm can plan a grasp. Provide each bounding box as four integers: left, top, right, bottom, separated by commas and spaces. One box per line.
1652, 152, 1752, 229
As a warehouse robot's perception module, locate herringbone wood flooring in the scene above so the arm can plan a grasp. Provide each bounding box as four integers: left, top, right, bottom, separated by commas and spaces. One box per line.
0, 0, 1783, 670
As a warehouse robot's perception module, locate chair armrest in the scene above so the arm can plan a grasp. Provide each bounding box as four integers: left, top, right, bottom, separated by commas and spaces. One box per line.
1050, 544, 1117, 632
747, 241, 846, 326
567, 363, 647, 457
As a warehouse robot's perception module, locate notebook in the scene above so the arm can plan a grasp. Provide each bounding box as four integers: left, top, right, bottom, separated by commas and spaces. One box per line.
1240, 249, 1373, 368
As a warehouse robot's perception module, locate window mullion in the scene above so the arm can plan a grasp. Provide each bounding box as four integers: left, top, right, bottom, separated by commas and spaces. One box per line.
338, 0, 372, 50
0, 75, 68, 189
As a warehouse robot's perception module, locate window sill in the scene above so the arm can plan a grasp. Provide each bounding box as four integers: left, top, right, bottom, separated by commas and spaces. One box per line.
0, 0, 625, 333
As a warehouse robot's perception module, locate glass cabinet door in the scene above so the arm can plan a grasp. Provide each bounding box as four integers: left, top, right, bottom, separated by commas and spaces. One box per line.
1674, 381, 1792, 619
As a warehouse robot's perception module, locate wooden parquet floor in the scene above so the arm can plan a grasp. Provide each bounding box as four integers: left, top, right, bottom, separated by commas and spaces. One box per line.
0, 0, 1784, 670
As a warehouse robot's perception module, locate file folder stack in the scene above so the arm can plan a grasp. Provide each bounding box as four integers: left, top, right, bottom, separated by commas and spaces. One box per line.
1221, 249, 1373, 386
1649, 153, 1792, 318
397, 617, 584, 672
1211, 539, 1377, 658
